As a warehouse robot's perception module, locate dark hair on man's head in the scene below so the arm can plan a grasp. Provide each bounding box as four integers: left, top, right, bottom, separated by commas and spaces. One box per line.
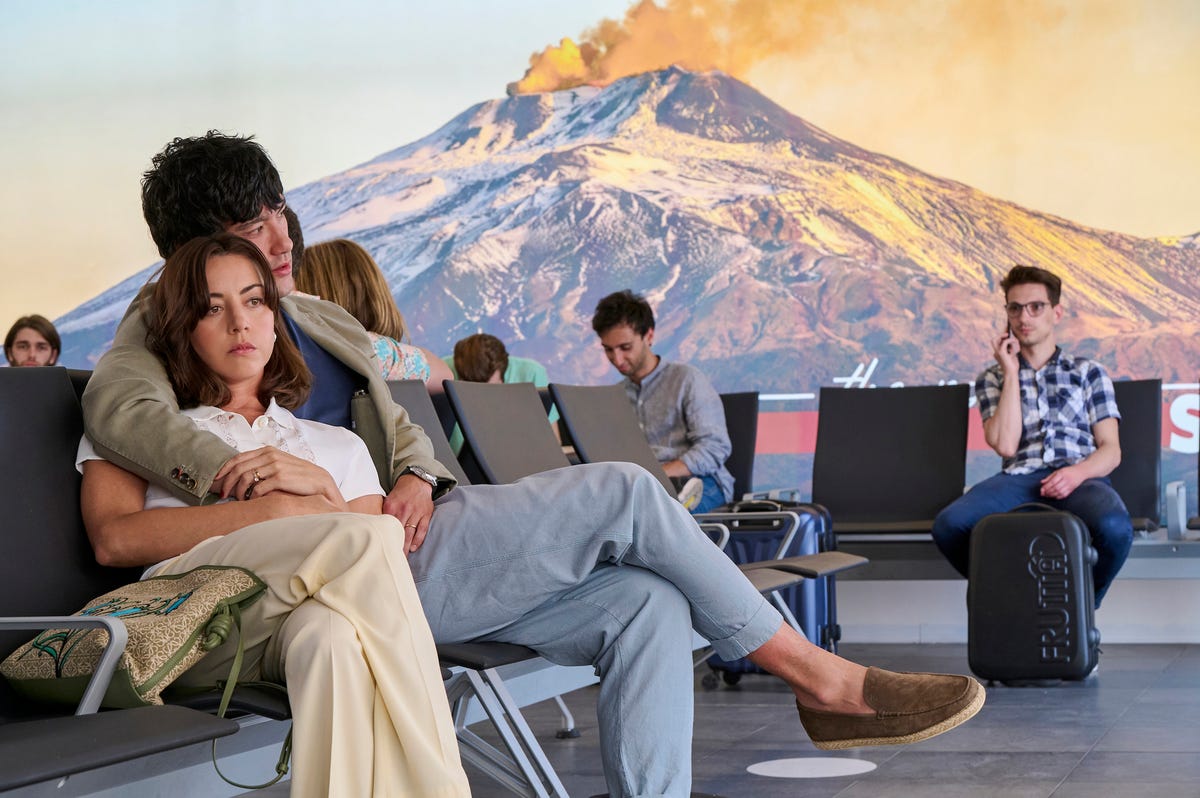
142, 131, 285, 258
4, 314, 60, 365
284, 207, 305, 275
591, 289, 656, 336
453, 333, 509, 383
1000, 264, 1062, 306
146, 232, 310, 410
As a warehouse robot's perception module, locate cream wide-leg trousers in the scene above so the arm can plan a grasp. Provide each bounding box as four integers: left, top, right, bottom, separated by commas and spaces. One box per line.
159, 512, 469, 798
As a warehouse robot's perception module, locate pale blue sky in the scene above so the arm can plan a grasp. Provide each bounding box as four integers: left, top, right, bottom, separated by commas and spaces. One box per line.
0, 0, 633, 325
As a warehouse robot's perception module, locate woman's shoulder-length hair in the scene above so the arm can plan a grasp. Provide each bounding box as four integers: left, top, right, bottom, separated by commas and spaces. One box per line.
145, 233, 311, 410
299, 238, 409, 342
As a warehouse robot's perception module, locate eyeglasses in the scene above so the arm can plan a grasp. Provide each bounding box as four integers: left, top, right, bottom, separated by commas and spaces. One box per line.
1004, 300, 1050, 318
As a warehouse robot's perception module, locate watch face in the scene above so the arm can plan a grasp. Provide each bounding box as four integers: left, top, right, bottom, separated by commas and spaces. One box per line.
408, 466, 436, 485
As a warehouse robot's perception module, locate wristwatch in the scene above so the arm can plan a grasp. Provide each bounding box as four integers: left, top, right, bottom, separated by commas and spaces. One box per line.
401, 465, 439, 490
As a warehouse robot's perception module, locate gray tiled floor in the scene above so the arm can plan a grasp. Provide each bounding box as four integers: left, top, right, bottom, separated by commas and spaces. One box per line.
466, 643, 1200, 798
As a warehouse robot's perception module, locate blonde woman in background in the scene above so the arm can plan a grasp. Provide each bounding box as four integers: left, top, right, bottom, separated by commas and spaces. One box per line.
297, 238, 453, 390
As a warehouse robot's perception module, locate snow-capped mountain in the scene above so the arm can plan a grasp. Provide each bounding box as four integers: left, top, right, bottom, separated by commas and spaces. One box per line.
57, 66, 1200, 391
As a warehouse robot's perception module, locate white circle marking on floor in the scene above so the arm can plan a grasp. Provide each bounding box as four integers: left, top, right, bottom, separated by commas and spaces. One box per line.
746, 757, 877, 779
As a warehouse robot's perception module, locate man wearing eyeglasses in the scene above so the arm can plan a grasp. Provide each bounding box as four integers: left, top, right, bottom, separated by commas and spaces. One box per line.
931, 265, 1133, 607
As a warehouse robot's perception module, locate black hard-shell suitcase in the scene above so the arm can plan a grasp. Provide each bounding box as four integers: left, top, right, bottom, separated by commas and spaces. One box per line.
968, 504, 1100, 683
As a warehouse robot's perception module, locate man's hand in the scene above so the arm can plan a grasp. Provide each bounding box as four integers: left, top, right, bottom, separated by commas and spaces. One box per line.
384, 474, 436, 553
661, 459, 692, 479
1040, 465, 1085, 500
991, 328, 1020, 374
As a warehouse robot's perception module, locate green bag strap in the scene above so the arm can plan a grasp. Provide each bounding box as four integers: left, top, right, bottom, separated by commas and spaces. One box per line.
211, 730, 293, 791
205, 602, 294, 790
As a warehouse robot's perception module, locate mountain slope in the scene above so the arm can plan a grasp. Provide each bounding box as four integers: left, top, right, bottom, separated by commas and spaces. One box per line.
58, 66, 1200, 390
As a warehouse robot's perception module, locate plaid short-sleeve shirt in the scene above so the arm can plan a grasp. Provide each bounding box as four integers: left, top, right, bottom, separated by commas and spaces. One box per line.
975, 347, 1121, 475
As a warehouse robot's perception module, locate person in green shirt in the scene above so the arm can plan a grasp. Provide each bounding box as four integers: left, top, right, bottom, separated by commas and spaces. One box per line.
444, 332, 550, 386
443, 333, 558, 451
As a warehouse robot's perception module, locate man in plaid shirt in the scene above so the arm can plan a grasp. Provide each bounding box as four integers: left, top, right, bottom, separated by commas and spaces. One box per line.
932, 265, 1133, 606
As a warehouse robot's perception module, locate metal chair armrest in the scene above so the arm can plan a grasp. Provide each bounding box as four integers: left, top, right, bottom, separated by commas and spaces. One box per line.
0, 615, 128, 715
697, 522, 731, 551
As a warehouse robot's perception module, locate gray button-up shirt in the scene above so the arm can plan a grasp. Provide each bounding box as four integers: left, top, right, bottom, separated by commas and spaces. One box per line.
622, 360, 734, 502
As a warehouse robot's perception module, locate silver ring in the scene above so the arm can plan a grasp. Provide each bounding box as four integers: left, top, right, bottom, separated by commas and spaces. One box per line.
405, 523, 418, 529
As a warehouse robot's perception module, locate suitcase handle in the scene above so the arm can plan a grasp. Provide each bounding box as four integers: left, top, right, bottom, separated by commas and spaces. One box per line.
1009, 502, 1059, 513
730, 499, 783, 512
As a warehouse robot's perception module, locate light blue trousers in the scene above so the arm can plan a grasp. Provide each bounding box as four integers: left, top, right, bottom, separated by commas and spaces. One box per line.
410, 462, 783, 798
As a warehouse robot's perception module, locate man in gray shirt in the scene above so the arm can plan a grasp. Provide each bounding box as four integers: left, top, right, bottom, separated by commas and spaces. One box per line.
592, 290, 735, 512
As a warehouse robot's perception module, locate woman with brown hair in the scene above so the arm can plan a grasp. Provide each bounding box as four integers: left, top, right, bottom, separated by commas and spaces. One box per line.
297, 238, 453, 389
77, 233, 469, 797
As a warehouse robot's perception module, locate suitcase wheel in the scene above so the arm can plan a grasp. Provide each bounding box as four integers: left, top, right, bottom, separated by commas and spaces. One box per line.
1001, 677, 1063, 688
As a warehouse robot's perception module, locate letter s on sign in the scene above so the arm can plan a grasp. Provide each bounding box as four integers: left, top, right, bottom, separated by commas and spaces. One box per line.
1169, 394, 1200, 454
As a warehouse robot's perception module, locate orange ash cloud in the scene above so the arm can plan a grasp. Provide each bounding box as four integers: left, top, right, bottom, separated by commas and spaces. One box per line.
506, 0, 1073, 96
507, 0, 836, 95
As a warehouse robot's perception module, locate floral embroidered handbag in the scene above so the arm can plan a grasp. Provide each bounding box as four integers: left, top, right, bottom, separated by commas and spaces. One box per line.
1, 565, 266, 709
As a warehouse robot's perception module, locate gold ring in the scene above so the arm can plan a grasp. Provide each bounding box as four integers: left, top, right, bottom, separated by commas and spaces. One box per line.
252, 470, 263, 484
405, 523, 418, 529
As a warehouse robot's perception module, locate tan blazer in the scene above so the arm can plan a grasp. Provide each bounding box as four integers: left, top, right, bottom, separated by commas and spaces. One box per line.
81, 291, 456, 505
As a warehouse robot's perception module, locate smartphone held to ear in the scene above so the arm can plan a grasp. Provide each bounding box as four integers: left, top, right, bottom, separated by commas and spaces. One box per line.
999, 325, 1018, 355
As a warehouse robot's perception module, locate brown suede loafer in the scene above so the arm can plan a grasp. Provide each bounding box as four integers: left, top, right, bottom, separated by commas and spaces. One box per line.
796, 667, 985, 750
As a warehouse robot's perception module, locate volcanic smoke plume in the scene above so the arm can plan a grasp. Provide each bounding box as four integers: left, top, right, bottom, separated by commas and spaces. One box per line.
507, 0, 1069, 96
507, 0, 838, 95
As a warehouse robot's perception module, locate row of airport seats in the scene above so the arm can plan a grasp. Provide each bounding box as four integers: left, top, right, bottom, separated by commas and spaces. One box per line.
13, 368, 1161, 792
0, 368, 852, 797
427, 380, 866, 652
0, 367, 255, 794
423, 384, 763, 497
422, 375, 1179, 783
809, 380, 1167, 577
402, 378, 867, 645
0, 368, 573, 797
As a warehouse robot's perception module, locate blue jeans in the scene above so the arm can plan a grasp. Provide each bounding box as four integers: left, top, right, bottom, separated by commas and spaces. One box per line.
410, 463, 783, 797
690, 474, 727, 514
931, 469, 1134, 606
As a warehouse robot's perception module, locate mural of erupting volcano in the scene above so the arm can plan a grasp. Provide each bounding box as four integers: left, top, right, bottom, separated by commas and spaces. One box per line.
55, 66, 1200, 494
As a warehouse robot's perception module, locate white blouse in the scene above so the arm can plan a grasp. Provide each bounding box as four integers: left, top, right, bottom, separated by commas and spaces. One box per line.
76, 398, 385, 509
77, 399, 386, 578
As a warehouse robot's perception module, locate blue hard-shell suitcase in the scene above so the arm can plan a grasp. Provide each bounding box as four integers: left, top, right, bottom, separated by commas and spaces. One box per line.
705, 503, 837, 686
968, 504, 1100, 683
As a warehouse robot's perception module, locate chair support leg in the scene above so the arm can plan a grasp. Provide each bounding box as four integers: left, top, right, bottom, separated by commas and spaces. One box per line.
551, 696, 580, 739
444, 668, 569, 798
